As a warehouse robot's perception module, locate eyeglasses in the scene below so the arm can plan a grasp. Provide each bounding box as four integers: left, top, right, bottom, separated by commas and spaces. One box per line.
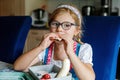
50, 21, 77, 30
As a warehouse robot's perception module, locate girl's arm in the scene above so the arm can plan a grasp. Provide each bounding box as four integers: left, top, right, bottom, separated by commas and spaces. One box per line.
13, 33, 58, 71
66, 42, 95, 80
13, 44, 44, 71
68, 51, 95, 80
60, 33, 95, 80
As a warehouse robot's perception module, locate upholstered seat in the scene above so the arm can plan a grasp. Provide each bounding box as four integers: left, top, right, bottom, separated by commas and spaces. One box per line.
0, 16, 32, 64
82, 16, 120, 80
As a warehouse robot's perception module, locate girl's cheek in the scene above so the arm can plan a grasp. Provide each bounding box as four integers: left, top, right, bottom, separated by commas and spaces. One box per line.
50, 28, 57, 32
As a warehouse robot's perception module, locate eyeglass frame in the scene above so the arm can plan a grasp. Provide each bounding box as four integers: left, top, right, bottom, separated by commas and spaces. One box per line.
49, 21, 78, 30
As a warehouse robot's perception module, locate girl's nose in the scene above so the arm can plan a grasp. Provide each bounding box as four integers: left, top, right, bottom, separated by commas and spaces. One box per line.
56, 25, 63, 32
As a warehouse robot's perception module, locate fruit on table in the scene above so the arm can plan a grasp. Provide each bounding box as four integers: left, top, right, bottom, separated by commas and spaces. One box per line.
56, 58, 70, 78
40, 74, 51, 80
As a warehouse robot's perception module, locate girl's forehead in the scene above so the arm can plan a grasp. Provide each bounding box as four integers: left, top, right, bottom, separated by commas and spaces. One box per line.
54, 12, 75, 23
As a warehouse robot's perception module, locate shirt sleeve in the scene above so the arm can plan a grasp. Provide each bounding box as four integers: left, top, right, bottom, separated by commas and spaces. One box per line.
78, 43, 93, 66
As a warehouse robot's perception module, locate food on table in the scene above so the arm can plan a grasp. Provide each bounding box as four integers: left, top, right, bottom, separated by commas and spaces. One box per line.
56, 58, 70, 78
40, 73, 51, 80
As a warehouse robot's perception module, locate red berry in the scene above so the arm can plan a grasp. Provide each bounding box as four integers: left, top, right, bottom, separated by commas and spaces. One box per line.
40, 78, 45, 80
41, 74, 51, 79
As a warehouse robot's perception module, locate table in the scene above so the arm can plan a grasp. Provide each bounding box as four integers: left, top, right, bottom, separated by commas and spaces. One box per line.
0, 61, 13, 71
0, 61, 34, 80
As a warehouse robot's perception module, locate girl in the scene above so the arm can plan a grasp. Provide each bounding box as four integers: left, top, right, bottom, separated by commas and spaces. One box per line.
14, 4, 95, 80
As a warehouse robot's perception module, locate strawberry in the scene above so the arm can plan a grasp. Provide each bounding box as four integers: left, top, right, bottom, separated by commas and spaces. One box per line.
40, 74, 51, 80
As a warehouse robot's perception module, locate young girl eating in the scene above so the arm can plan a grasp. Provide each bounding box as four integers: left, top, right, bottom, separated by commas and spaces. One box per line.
14, 4, 95, 80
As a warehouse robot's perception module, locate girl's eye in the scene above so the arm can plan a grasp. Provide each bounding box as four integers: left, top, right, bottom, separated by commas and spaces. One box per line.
51, 22, 59, 27
64, 23, 71, 27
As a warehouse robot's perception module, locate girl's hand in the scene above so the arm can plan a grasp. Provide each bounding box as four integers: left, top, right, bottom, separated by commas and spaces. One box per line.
58, 32, 74, 55
39, 33, 59, 50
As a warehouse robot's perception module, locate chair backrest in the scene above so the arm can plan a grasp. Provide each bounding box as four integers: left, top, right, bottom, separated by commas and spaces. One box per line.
82, 16, 120, 80
0, 16, 32, 64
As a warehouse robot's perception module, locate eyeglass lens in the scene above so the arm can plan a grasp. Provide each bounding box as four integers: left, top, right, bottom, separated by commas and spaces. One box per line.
50, 21, 76, 30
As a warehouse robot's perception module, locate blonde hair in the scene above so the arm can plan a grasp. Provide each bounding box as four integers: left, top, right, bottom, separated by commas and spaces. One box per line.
49, 4, 83, 43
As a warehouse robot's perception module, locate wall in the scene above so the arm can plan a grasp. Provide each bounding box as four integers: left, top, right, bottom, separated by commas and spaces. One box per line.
47, 0, 97, 13
25, 0, 47, 15
1, 0, 119, 16
0, 0, 25, 16
24, 0, 100, 15
112, 0, 120, 16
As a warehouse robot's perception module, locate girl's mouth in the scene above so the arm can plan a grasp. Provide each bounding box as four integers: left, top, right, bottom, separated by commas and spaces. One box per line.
55, 37, 62, 41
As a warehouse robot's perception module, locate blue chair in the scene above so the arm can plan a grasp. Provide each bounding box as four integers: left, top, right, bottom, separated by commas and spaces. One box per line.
0, 16, 32, 64
82, 16, 120, 80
